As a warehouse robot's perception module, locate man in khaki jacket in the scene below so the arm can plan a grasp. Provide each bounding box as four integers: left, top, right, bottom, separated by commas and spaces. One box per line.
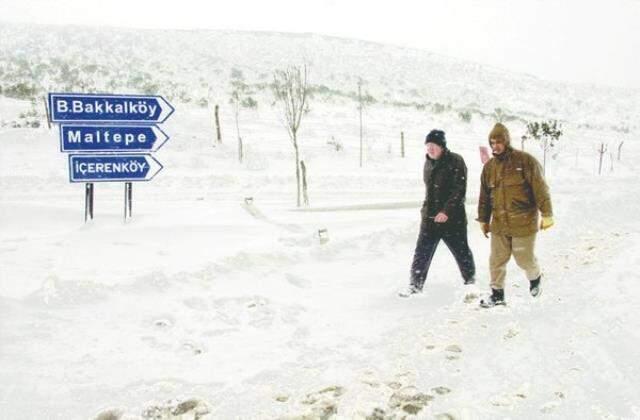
477, 123, 554, 307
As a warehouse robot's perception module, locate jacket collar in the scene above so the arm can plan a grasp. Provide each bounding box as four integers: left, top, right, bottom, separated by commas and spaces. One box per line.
493, 146, 513, 161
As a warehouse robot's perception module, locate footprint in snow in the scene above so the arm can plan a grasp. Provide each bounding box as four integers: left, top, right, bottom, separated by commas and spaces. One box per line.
388, 386, 434, 416
286, 386, 345, 419
152, 317, 174, 329
181, 341, 204, 355
141, 398, 210, 419
464, 293, 479, 304
504, 328, 519, 340
432, 386, 451, 395
93, 409, 123, 420
445, 344, 462, 353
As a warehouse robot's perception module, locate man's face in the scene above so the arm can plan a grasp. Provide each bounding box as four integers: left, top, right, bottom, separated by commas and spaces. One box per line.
426, 142, 443, 160
490, 137, 506, 155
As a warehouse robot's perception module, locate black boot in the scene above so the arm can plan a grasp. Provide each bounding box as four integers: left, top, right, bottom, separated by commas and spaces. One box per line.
480, 288, 505, 308
530, 275, 542, 297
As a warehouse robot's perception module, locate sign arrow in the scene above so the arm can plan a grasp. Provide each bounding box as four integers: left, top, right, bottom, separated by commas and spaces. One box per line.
68, 154, 164, 183
49, 93, 175, 123
60, 124, 169, 152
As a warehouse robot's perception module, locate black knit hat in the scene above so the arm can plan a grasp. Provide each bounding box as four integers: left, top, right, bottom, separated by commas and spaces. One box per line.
425, 129, 446, 148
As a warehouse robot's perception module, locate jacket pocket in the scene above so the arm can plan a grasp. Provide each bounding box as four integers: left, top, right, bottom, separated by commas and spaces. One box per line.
503, 174, 525, 186
511, 196, 534, 211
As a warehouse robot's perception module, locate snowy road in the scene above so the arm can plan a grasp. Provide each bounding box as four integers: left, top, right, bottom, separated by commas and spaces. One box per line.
2, 165, 640, 419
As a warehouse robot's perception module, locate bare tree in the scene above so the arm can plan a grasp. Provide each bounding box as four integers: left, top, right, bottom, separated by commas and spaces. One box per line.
229, 68, 257, 163
525, 119, 563, 175
214, 104, 222, 145
300, 160, 310, 206
356, 78, 375, 167
272, 64, 310, 207
618, 141, 624, 161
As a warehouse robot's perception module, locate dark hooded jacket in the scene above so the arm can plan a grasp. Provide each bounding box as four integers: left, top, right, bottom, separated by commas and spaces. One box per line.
421, 148, 469, 230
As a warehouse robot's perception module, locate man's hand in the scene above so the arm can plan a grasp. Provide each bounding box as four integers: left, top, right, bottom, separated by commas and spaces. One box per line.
540, 216, 554, 230
480, 222, 490, 238
434, 212, 448, 223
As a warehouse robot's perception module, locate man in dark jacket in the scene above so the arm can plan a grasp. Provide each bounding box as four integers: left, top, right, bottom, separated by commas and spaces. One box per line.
477, 123, 554, 307
399, 129, 476, 297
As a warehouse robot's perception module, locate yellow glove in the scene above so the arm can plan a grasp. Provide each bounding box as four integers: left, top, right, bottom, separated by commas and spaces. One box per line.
540, 216, 554, 230
479, 222, 490, 238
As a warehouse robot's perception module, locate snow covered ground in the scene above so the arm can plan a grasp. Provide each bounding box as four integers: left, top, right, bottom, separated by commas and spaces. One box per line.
1, 78, 640, 419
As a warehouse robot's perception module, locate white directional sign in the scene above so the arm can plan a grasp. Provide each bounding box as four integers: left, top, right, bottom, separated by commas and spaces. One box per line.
60, 125, 169, 152
68, 154, 163, 183
49, 93, 174, 123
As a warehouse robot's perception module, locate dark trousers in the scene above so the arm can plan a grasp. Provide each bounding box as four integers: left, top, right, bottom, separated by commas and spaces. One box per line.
410, 221, 476, 290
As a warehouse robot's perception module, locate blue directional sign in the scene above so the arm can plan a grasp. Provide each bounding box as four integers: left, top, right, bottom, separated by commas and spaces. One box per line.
60, 125, 169, 152
68, 154, 163, 183
49, 93, 174, 123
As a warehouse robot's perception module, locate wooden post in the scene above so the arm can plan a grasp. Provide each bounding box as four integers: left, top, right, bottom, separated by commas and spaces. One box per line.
318, 228, 329, 244
400, 131, 405, 158
42, 96, 51, 129
598, 143, 607, 175
617, 141, 624, 161
214, 104, 222, 144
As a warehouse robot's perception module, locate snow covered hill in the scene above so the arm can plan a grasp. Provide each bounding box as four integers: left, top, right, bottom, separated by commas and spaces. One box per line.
1, 22, 639, 130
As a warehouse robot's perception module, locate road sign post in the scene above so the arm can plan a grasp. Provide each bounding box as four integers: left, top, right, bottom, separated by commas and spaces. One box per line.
50, 92, 173, 222
124, 182, 132, 222
84, 183, 94, 222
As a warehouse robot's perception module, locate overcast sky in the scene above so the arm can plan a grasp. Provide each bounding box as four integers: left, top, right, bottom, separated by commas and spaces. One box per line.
1, 0, 639, 89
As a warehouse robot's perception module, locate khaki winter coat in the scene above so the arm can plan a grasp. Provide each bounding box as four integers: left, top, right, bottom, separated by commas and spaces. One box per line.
477, 147, 552, 237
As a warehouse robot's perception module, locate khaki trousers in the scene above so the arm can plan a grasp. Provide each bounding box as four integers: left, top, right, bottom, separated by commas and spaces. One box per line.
490, 233, 541, 290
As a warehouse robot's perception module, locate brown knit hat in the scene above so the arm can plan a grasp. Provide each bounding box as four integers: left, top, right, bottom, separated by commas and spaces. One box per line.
488, 123, 511, 146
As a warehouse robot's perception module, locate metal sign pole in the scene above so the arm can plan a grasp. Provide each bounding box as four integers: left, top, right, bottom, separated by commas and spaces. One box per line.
85, 182, 94, 222
124, 182, 133, 221
85, 183, 89, 222
128, 183, 133, 218
89, 183, 94, 220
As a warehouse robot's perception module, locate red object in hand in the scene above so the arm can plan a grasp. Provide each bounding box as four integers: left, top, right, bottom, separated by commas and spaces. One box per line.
479, 146, 491, 164
434, 212, 448, 223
